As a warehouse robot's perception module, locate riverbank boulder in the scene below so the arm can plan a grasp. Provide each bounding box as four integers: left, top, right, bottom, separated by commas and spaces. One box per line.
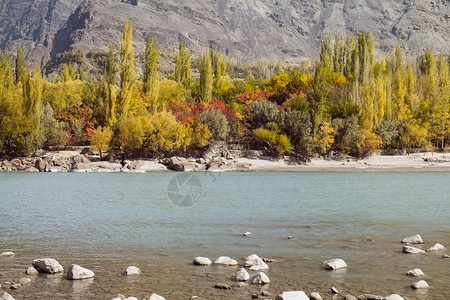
124, 266, 141, 275
234, 268, 250, 281
411, 280, 429, 289
275, 291, 309, 300
214, 256, 238, 266
324, 258, 347, 270
427, 243, 446, 251
402, 245, 425, 254
406, 268, 424, 277
32, 258, 64, 274
0, 292, 15, 300
244, 254, 269, 270
193, 257, 212, 266
67, 264, 95, 280
250, 272, 270, 284
401, 234, 423, 244
169, 157, 196, 172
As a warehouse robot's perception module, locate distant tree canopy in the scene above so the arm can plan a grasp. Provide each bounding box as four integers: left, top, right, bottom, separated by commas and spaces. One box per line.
0, 21, 449, 159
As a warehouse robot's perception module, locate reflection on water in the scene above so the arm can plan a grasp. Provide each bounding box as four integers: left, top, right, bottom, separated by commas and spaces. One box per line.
0, 172, 449, 299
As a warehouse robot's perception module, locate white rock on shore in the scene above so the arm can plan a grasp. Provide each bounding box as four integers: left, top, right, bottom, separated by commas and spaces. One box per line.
275, 291, 309, 300
193, 257, 212, 266
244, 254, 269, 270
250, 272, 270, 284
324, 258, 347, 270
427, 243, 446, 251
0, 292, 15, 300
124, 266, 141, 275
214, 256, 238, 266
234, 268, 250, 281
32, 258, 64, 274
401, 234, 423, 244
67, 264, 95, 280
411, 280, 429, 289
149, 293, 166, 300
402, 245, 425, 254
406, 268, 424, 277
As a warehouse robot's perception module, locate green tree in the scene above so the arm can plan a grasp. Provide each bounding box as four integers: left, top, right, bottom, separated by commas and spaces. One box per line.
197, 108, 229, 140
118, 18, 137, 119
174, 42, 192, 88
199, 49, 213, 103
143, 33, 160, 113
15, 46, 28, 85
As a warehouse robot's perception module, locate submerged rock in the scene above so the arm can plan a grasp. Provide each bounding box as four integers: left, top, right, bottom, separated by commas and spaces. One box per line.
234, 268, 250, 281
214, 283, 232, 289
149, 294, 166, 300
244, 254, 269, 270
19, 277, 31, 285
310, 291, 323, 300
411, 280, 429, 289
275, 291, 309, 300
26, 266, 39, 275
364, 294, 384, 300
402, 245, 425, 254
250, 272, 270, 284
193, 257, 212, 266
324, 258, 347, 270
406, 268, 424, 277
0, 252, 15, 257
32, 258, 64, 274
67, 264, 95, 280
214, 256, 238, 266
124, 266, 141, 275
427, 243, 446, 251
401, 234, 423, 244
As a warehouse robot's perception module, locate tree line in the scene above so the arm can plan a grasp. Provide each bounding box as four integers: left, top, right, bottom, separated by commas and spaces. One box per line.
0, 19, 448, 159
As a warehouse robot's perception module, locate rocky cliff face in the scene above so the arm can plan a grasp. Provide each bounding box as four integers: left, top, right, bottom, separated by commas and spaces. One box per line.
0, 0, 448, 70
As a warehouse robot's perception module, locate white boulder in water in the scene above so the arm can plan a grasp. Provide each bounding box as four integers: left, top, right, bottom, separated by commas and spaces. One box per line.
32, 258, 64, 274
402, 245, 425, 254
234, 268, 250, 281
427, 243, 446, 251
149, 294, 166, 300
193, 257, 212, 266
323, 258, 347, 270
67, 264, 95, 280
411, 280, 429, 289
124, 266, 141, 275
250, 272, 270, 284
401, 234, 423, 244
214, 256, 238, 266
244, 254, 269, 270
275, 291, 309, 300
406, 268, 424, 277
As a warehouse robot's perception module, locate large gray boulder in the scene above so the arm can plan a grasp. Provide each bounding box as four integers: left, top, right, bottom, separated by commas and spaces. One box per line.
275, 291, 309, 300
32, 258, 64, 274
401, 234, 423, 244
324, 258, 347, 270
67, 264, 95, 280
244, 254, 269, 270
402, 245, 425, 254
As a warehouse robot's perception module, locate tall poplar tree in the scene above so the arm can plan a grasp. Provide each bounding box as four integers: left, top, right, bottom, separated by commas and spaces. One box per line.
175, 42, 192, 88
105, 43, 117, 127
143, 33, 160, 113
118, 18, 136, 119
199, 48, 213, 103
15, 46, 28, 85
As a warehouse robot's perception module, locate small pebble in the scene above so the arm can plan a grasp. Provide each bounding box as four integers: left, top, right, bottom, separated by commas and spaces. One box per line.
214, 283, 231, 290
19, 278, 31, 285
310, 291, 323, 300
26, 266, 39, 275
287, 235, 293, 239
10, 283, 21, 289
331, 286, 339, 294
243, 232, 252, 237
442, 254, 449, 258
0, 252, 15, 257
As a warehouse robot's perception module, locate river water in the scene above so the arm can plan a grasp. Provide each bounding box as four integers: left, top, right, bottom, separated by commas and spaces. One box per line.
0, 172, 449, 299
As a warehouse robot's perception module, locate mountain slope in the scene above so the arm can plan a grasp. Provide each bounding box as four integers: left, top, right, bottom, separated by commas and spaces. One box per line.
0, 0, 448, 70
